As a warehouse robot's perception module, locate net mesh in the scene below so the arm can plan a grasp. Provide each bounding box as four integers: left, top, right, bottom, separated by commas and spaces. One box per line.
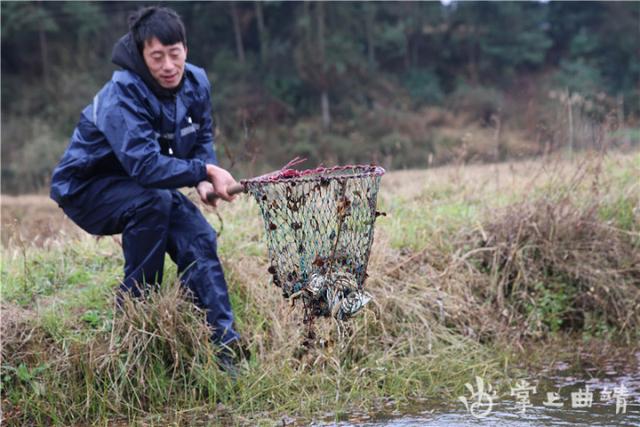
243, 163, 385, 321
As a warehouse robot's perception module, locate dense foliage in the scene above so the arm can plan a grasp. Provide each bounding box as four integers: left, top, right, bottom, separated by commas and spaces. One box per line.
2, 1, 638, 193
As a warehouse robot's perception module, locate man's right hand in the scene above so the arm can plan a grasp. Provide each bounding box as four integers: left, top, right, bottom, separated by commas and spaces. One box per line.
205, 164, 238, 203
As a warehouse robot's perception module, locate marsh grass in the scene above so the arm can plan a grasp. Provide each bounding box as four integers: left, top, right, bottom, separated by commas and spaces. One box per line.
1, 152, 638, 425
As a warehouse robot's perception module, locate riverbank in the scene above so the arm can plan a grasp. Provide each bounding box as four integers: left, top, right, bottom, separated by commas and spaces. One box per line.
1, 152, 638, 425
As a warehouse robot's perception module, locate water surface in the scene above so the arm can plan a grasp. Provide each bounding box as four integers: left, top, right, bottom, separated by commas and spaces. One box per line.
315, 350, 640, 426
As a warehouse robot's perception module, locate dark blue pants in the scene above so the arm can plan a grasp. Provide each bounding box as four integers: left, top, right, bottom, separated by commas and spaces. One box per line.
61, 175, 239, 345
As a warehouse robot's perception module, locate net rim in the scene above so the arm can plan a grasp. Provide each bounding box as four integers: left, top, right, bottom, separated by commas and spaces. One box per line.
241, 164, 385, 187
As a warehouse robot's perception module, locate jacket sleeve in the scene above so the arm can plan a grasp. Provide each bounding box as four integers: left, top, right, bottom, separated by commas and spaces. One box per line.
96, 80, 208, 189
190, 78, 218, 166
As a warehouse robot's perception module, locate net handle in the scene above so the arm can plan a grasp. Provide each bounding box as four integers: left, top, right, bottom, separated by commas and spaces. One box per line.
206, 183, 246, 203
204, 158, 303, 204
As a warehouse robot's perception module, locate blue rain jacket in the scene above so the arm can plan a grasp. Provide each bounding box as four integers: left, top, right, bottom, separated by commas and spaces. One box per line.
51, 38, 217, 204
49, 34, 240, 345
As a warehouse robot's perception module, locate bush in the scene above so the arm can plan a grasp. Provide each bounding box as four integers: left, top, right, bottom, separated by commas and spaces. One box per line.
464, 184, 640, 337
447, 84, 504, 125
553, 58, 604, 96
1, 118, 67, 194
401, 68, 444, 106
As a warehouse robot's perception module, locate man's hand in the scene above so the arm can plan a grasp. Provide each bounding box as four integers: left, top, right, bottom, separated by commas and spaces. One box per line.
196, 180, 217, 206
203, 164, 238, 206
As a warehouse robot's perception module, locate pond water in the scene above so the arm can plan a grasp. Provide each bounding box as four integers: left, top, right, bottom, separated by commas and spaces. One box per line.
314, 350, 640, 427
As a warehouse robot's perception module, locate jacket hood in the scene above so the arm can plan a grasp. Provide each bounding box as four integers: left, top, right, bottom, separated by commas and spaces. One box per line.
111, 33, 183, 99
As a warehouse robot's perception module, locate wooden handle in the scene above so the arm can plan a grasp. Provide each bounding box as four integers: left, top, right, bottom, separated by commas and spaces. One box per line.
206, 182, 245, 203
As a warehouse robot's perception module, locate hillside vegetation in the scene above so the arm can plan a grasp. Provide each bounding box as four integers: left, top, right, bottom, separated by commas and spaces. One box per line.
2, 2, 639, 193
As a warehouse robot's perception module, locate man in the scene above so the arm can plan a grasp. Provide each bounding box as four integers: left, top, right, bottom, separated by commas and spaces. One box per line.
50, 7, 241, 356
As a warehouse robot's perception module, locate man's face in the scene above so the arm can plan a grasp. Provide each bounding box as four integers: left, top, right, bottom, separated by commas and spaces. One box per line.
142, 37, 187, 89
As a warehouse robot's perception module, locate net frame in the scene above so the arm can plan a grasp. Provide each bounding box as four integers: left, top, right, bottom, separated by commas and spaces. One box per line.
242, 163, 385, 321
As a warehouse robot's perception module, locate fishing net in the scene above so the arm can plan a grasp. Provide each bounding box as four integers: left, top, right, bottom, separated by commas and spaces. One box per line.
242, 160, 385, 322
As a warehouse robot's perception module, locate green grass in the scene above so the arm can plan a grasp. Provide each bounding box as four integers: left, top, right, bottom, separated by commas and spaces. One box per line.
1, 152, 639, 425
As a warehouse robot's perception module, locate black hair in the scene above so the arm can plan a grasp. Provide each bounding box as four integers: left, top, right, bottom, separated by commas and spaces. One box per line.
128, 6, 186, 53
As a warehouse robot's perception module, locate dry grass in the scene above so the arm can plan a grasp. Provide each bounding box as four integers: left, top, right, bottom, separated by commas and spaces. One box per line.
1, 151, 638, 425
466, 194, 639, 336
1, 194, 81, 246
377, 152, 639, 340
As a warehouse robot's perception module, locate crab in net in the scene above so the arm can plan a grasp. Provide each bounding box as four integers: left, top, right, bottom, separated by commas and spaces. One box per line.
242, 159, 385, 323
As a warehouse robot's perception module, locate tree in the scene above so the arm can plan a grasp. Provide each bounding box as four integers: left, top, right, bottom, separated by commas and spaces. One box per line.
447, 2, 552, 85
230, 2, 246, 64
1, 2, 59, 86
